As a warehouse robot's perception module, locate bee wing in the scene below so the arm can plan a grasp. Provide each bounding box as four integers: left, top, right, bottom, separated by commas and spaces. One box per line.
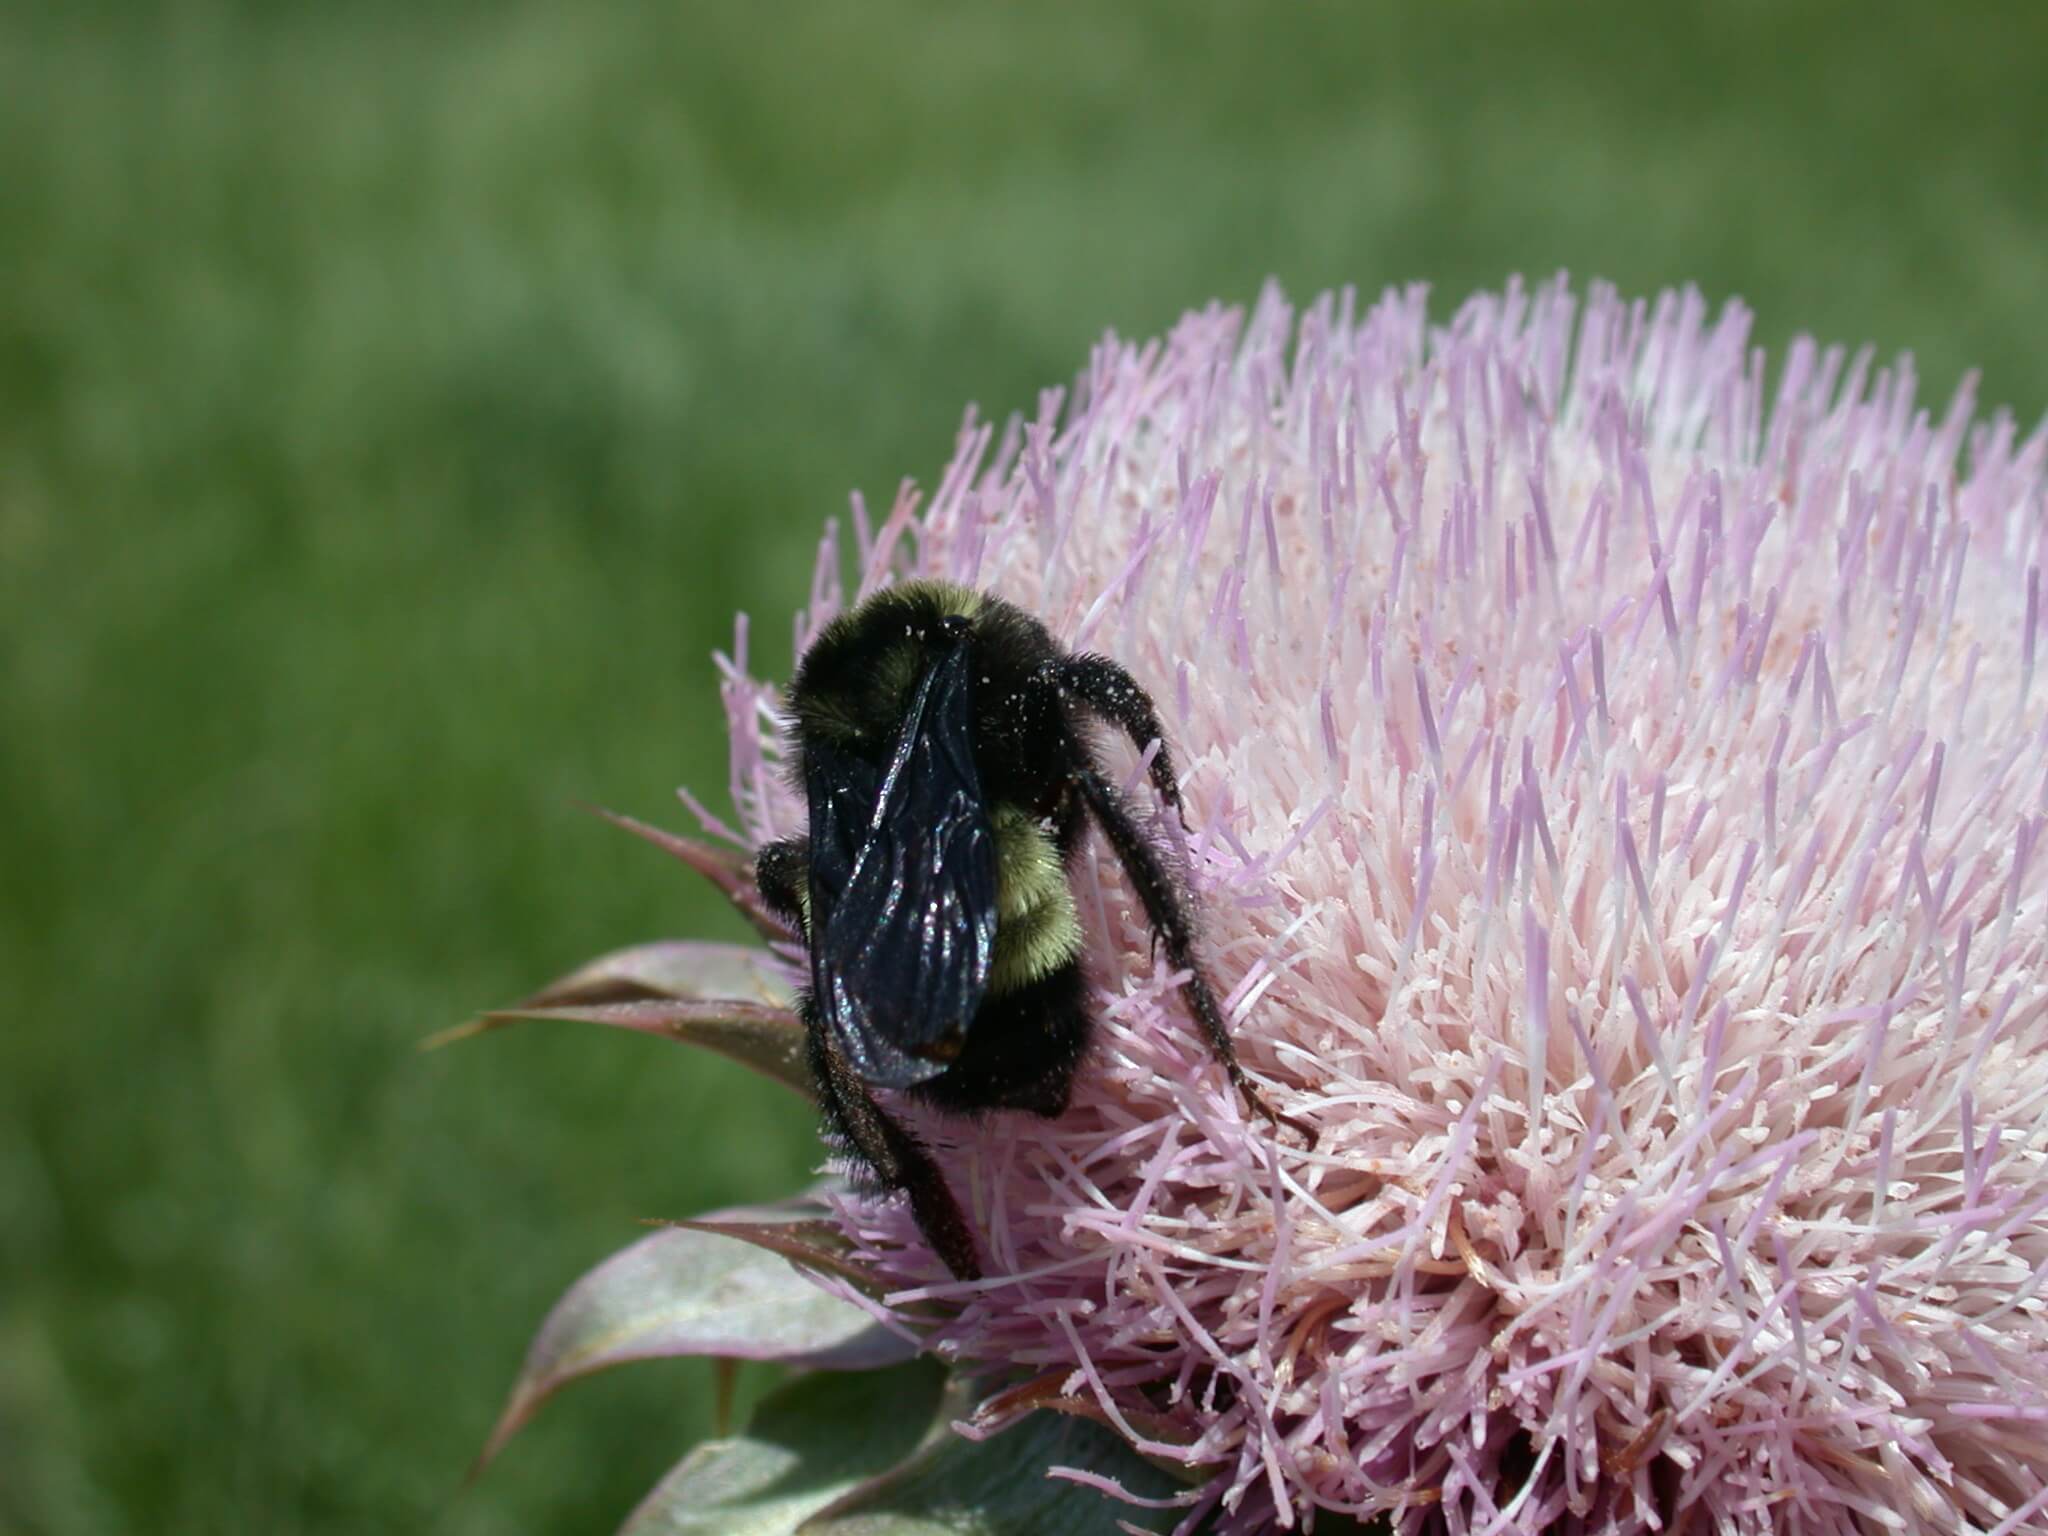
804, 640, 998, 1088
801, 742, 880, 922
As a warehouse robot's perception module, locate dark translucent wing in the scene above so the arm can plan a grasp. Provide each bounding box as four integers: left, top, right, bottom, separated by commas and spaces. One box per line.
801, 740, 879, 931
803, 641, 996, 1089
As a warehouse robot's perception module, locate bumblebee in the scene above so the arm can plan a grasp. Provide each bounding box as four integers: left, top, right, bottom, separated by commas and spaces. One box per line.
755, 580, 1292, 1281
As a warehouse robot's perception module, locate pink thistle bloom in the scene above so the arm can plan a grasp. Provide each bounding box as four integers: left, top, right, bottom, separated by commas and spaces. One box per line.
708, 279, 2048, 1534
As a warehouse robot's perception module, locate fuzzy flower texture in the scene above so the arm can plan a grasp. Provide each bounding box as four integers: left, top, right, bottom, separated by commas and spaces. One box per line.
709, 280, 2048, 1534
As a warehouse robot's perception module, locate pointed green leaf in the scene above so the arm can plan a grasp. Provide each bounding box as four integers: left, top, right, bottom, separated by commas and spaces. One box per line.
472, 998, 811, 1095
668, 1189, 897, 1302
597, 807, 792, 941
674, 1214, 894, 1302
618, 1359, 949, 1535
524, 939, 796, 1010
477, 1221, 914, 1472
964, 1368, 1201, 1465
426, 939, 806, 1091
626, 1362, 1396, 1536
800, 1404, 1193, 1535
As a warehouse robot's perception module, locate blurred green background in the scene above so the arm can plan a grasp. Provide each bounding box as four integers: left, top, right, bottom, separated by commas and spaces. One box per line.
5, 3, 2045, 1531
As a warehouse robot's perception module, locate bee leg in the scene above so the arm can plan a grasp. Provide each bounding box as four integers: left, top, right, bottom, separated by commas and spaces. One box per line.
1058, 654, 1185, 820
754, 837, 809, 930
1075, 767, 1318, 1150
805, 1008, 983, 1281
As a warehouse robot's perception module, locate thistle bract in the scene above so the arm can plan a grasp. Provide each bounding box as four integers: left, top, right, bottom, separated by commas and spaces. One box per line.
491, 279, 2048, 1536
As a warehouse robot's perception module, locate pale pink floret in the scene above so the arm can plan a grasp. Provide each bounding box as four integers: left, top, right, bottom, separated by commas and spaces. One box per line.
715, 280, 2048, 1534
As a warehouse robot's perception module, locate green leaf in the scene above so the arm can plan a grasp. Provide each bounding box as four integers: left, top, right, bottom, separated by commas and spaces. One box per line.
425, 938, 810, 1094
618, 1359, 949, 1535
670, 1190, 903, 1304
675, 1217, 887, 1297
964, 1367, 1202, 1475
801, 1408, 1194, 1535
477, 1220, 915, 1472
597, 807, 793, 941
520, 939, 796, 1010
479, 998, 810, 1095
624, 1365, 1207, 1536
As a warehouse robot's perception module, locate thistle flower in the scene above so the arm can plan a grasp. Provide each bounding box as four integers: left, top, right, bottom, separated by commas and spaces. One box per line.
481, 278, 2048, 1535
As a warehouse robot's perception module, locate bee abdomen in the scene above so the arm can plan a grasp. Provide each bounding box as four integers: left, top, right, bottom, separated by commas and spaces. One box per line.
990, 805, 1081, 994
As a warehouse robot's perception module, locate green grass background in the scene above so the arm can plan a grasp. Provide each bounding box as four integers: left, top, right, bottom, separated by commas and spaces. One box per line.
5, 3, 2045, 1531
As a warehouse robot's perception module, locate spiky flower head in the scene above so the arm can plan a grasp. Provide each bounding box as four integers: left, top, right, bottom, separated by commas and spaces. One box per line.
497, 279, 2048, 1535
